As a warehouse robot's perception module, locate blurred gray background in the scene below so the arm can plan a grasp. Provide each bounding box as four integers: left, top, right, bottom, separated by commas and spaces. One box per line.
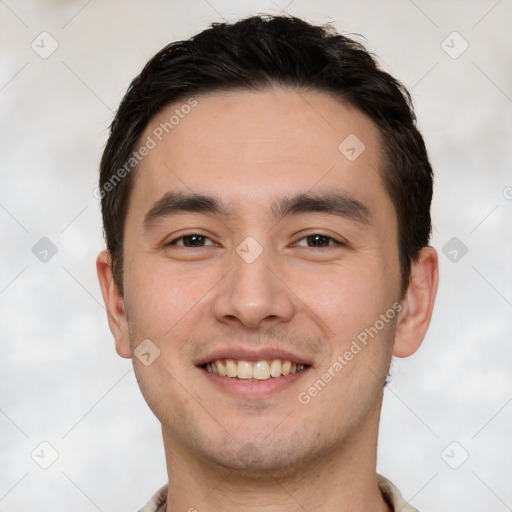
1, 0, 511, 510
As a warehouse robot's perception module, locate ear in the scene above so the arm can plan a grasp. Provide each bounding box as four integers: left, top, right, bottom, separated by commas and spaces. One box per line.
96, 250, 131, 358
393, 246, 439, 358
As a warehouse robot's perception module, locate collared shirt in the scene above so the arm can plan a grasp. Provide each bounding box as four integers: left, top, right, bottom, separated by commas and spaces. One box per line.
137, 474, 419, 512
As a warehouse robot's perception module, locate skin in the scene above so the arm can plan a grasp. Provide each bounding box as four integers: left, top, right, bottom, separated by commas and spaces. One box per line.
97, 88, 438, 512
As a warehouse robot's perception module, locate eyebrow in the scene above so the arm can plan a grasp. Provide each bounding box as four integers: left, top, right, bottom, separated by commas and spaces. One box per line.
141, 190, 370, 231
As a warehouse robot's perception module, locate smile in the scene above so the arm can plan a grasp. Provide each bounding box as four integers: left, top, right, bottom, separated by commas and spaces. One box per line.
203, 359, 309, 381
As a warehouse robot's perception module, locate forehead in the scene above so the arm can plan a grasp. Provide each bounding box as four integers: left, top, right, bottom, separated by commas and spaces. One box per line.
131, 88, 389, 219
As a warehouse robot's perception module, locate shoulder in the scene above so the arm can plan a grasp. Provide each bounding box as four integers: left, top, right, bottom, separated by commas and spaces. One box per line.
378, 474, 420, 512
137, 483, 168, 512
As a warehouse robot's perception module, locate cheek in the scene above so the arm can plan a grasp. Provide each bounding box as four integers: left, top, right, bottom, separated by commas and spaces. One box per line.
123, 257, 216, 341
292, 260, 394, 335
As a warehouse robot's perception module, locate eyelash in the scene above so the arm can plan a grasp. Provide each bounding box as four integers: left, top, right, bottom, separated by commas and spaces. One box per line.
166, 233, 344, 248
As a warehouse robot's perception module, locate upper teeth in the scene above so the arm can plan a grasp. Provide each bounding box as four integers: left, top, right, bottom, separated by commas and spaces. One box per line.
205, 359, 306, 380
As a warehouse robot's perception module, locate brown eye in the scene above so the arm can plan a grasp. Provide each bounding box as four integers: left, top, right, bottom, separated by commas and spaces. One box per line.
168, 234, 215, 247
295, 234, 340, 248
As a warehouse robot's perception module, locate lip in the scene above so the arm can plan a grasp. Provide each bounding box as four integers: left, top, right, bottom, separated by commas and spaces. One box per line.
199, 364, 312, 399
195, 347, 312, 367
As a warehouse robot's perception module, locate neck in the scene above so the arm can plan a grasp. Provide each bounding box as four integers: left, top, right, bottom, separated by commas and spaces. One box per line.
162, 393, 391, 512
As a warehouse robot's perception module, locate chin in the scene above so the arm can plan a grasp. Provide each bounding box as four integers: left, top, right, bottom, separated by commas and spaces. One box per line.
195, 428, 325, 479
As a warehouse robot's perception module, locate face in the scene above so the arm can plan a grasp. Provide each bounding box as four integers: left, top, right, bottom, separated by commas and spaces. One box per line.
98, 88, 435, 477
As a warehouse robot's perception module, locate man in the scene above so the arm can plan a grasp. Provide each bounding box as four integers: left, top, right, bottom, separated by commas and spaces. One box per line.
96, 15, 438, 512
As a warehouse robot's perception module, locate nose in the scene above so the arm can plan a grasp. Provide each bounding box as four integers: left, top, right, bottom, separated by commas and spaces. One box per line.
212, 242, 296, 330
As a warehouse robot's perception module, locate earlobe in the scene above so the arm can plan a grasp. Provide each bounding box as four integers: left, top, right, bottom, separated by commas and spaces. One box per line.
393, 246, 439, 358
96, 250, 132, 358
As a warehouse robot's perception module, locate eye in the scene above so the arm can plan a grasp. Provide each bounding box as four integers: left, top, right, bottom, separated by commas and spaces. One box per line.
165, 233, 342, 249
167, 234, 216, 247
294, 234, 342, 248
